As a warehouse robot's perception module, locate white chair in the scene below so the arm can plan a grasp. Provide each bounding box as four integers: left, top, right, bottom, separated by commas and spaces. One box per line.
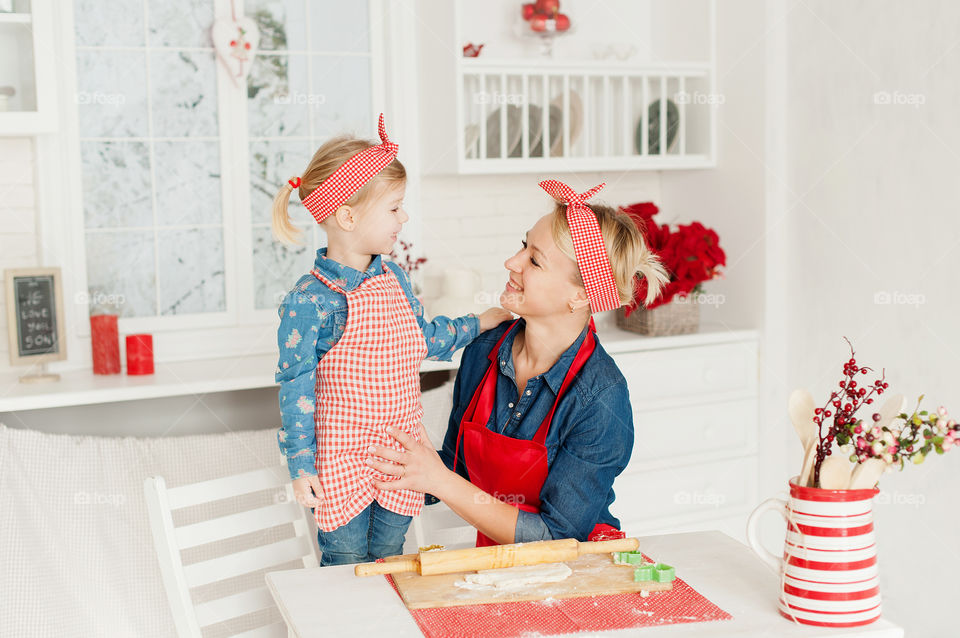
406, 499, 478, 552
144, 467, 318, 638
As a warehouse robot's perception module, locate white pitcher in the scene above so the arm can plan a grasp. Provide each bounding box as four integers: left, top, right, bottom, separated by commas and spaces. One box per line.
746, 476, 881, 627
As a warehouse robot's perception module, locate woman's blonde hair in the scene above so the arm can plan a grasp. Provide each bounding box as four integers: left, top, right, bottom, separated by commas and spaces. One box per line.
271, 136, 407, 244
550, 202, 670, 308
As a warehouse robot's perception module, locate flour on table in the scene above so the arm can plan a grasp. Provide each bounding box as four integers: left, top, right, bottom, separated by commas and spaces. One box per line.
455, 562, 573, 590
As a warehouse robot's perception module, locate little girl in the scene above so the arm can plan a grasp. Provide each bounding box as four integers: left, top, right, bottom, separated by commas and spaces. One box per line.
272, 114, 510, 566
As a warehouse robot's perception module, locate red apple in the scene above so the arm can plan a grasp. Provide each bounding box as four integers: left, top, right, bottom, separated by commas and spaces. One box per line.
521, 3, 535, 20
530, 14, 548, 32
536, 0, 560, 16
555, 13, 570, 31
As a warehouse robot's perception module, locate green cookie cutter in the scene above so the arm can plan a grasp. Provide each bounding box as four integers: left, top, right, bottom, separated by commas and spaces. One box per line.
652, 563, 676, 583
633, 564, 655, 581
614, 550, 646, 565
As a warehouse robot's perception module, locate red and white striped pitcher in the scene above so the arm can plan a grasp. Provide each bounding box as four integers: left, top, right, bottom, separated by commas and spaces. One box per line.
746, 477, 881, 627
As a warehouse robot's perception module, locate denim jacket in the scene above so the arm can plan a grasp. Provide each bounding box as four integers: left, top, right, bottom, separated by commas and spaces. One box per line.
437, 318, 634, 543
276, 248, 480, 480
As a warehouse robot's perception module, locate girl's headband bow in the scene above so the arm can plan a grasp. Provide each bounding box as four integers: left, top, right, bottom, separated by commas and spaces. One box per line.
539, 179, 621, 314
299, 113, 399, 224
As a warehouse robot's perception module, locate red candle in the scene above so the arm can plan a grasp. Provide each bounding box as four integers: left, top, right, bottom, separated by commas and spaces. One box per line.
126, 334, 154, 375
90, 314, 121, 375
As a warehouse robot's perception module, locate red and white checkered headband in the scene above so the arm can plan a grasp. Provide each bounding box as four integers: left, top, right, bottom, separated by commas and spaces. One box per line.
539, 179, 621, 314
296, 113, 399, 224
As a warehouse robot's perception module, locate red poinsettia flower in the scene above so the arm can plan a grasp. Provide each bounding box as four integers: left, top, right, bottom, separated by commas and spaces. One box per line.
619, 202, 726, 313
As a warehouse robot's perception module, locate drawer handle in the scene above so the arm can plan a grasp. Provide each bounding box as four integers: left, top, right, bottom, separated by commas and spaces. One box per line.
703, 367, 722, 384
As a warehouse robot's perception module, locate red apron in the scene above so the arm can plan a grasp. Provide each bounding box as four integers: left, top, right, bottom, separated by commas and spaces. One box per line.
453, 318, 623, 546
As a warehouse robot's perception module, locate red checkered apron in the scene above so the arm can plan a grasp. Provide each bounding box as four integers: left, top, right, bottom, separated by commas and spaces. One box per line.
311, 263, 428, 532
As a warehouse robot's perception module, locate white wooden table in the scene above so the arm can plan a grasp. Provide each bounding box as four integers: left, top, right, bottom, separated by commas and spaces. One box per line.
265, 531, 905, 637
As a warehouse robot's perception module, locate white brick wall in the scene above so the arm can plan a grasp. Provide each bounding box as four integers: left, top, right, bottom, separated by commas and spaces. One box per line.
418, 171, 661, 299
0, 137, 38, 372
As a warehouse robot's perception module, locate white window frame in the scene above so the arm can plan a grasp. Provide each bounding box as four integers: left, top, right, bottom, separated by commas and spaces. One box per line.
34, 0, 420, 368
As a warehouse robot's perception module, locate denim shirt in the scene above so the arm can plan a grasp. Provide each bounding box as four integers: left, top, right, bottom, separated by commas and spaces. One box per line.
276, 248, 480, 480
437, 318, 634, 543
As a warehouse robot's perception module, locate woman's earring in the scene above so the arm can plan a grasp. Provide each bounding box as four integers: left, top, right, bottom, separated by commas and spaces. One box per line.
568, 303, 575, 313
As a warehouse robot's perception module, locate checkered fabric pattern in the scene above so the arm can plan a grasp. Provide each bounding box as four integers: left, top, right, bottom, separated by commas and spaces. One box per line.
539, 180, 622, 314
310, 264, 428, 532
301, 113, 399, 224
384, 552, 733, 638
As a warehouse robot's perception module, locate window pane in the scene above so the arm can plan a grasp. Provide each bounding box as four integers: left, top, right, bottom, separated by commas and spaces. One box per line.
74, 0, 144, 47
158, 228, 226, 315
76, 0, 227, 324
309, 0, 369, 52
248, 139, 312, 226
248, 0, 307, 52
148, 0, 215, 48
311, 55, 372, 138
154, 140, 221, 226
81, 141, 153, 229
247, 2, 372, 313
247, 53, 310, 137
252, 226, 311, 310
150, 50, 219, 137
75, 50, 149, 138
85, 230, 157, 317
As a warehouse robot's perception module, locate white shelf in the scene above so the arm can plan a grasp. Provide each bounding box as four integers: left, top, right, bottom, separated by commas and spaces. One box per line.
0, 13, 32, 24
458, 154, 715, 174
0, 320, 756, 413
0, 354, 461, 412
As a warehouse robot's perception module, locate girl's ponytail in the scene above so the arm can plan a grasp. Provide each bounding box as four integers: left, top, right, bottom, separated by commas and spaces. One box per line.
272, 179, 304, 246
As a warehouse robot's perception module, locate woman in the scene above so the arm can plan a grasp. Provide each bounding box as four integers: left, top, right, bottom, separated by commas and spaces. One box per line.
366, 180, 669, 546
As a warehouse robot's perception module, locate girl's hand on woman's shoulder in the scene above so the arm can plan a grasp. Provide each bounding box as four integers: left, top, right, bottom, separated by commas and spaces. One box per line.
478, 307, 513, 332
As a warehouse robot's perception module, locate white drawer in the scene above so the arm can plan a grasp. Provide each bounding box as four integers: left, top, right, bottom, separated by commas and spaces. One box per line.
626, 398, 758, 471
610, 456, 758, 526
612, 341, 758, 409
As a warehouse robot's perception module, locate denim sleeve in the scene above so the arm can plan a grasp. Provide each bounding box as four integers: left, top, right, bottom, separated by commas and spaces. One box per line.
275, 292, 333, 480
514, 383, 635, 543
385, 261, 480, 361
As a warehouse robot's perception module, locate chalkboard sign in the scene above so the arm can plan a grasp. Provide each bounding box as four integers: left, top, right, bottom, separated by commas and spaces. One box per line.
4, 267, 67, 366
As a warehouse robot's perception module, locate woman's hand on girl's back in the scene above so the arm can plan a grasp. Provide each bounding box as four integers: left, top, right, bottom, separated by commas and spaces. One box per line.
368, 425, 451, 495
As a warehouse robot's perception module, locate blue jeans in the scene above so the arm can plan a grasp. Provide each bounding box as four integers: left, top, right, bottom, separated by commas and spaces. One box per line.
315, 500, 412, 566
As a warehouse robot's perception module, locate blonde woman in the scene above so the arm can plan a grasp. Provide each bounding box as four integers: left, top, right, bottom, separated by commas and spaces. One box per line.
369, 180, 670, 546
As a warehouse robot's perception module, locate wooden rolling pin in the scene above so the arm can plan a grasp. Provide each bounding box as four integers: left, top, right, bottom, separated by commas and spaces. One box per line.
354, 537, 639, 577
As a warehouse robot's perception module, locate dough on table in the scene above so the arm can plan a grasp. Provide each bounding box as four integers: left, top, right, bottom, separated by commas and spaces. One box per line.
455, 562, 573, 590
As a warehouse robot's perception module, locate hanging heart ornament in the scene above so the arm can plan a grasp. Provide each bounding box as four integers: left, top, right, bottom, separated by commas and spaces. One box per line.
211, 15, 260, 85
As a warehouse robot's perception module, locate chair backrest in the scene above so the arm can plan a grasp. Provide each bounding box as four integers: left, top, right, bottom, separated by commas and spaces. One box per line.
144, 467, 318, 638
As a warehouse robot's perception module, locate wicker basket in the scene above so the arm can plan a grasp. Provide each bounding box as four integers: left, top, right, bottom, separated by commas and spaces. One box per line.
616, 300, 700, 336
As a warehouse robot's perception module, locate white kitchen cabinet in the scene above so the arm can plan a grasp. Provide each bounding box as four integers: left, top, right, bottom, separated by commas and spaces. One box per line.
0, 0, 57, 134
416, 0, 717, 174
601, 321, 760, 542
